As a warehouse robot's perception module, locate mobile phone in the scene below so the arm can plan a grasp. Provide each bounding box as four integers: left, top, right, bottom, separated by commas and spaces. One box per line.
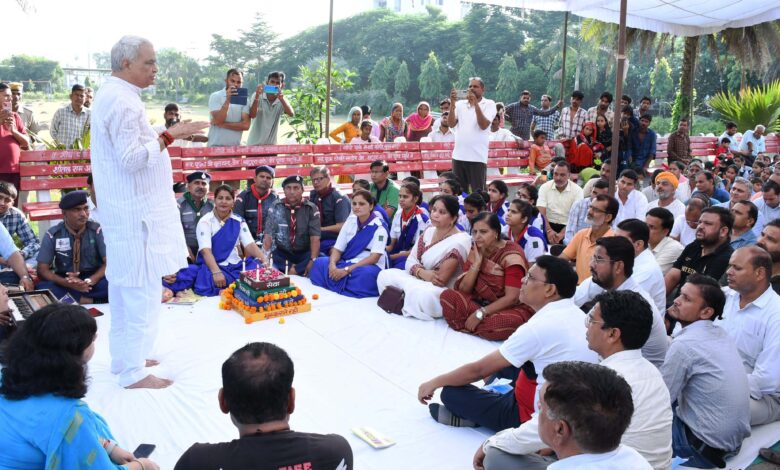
230, 87, 248, 106
88, 307, 104, 317
264, 84, 279, 95
456, 89, 468, 100
133, 443, 156, 459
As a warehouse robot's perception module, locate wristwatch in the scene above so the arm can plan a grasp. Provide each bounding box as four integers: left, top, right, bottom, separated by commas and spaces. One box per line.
475, 307, 486, 321
85, 278, 93, 286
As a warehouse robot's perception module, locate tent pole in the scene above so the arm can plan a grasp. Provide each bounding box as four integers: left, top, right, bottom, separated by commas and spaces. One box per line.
608, 0, 627, 195
325, 0, 334, 138
559, 11, 569, 103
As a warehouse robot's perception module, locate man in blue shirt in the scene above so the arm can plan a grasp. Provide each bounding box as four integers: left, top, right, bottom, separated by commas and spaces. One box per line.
0, 223, 34, 290
630, 114, 656, 174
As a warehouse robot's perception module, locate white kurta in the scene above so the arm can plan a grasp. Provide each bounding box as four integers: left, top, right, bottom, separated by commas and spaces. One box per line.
91, 76, 188, 285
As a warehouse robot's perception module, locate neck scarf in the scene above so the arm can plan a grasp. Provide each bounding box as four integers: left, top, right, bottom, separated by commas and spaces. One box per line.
183, 192, 205, 217
315, 185, 334, 223
400, 206, 420, 232
251, 185, 273, 236
357, 211, 377, 231
283, 198, 302, 247
406, 101, 433, 131
488, 197, 506, 214
64, 222, 87, 273
510, 225, 528, 245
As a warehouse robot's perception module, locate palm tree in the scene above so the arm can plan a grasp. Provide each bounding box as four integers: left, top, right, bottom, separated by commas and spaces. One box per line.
580, 19, 780, 129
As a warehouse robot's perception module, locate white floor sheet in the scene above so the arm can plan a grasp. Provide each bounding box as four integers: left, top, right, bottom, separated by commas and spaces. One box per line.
83, 277, 780, 470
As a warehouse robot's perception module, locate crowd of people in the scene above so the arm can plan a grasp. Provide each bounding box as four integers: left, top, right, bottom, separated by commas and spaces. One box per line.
1, 36, 780, 469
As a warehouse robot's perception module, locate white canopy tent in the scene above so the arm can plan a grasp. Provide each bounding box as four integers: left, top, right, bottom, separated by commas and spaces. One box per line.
467, 0, 780, 36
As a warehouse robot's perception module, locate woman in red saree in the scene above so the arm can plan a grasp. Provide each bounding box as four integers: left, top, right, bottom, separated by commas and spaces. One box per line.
441, 212, 534, 340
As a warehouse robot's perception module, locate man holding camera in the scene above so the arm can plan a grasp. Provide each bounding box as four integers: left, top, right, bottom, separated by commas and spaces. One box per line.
247, 71, 294, 146
448, 78, 497, 193
208, 69, 251, 148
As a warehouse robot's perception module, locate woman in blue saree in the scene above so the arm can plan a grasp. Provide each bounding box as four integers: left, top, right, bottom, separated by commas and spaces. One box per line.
387, 182, 430, 269
163, 184, 268, 297
0, 304, 160, 470
310, 190, 389, 298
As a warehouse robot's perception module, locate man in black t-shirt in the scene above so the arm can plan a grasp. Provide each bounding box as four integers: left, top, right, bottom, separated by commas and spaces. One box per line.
664, 206, 734, 299
175, 342, 352, 470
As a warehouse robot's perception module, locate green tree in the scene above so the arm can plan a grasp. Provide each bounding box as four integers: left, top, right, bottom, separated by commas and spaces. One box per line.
0, 55, 64, 91
207, 14, 277, 79
650, 57, 674, 103
418, 51, 443, 103
394, 61, 410, 102
369, 57, 390, 91
283, 60, 356, 143
92, 52, 111, 69
457, 54, 477, 89
496, 54, 521, 104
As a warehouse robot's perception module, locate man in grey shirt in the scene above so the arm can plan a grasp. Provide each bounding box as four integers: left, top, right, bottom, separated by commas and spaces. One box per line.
247, 71, 294, 145
663, 274, 750, 469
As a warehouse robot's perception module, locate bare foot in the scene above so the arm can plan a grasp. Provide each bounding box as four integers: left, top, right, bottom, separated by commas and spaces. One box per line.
145, 359, 160, 367
126, 375, 173, 389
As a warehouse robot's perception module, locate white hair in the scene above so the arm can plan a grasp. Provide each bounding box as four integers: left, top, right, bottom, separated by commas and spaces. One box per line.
756, 124, 766, 132
110, 36, 152, 72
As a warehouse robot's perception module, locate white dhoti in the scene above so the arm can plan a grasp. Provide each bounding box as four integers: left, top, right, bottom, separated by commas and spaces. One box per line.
109, 276, 161, 386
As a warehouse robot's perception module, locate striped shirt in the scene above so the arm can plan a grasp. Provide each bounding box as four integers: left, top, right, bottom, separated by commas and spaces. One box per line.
0, 206, 39, 261
555, 106, 588, 140
90, 76, 188, 286
50, 104, 90, 148
531, 109, 559, 138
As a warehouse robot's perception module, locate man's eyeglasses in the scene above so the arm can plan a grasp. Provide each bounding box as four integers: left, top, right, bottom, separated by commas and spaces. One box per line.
589, 206, 608, 215
591, 255, 613, 264
584, 311, 605, 327
312, 176, 327, 183
522, 272, 549, 284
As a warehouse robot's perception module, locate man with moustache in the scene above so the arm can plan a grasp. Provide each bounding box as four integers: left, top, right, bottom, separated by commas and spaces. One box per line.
572, 236, 669, 367
666, 206, 733, 297
663, 274, 750, 468
234, 166, 278, 243
648, 171, 685, 220
177, 171, 214, 260
757, 219, 780, 294
560, 193, 616, 284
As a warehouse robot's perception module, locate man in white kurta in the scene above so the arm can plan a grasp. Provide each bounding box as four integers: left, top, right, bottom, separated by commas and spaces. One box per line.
91, 36, 208, 388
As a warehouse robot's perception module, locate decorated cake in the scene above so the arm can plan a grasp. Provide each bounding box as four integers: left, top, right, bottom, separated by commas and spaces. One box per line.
219, 267, 311, 324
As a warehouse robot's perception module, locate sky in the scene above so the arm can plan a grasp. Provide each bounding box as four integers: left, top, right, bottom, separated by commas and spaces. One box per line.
5, 0, 365, 67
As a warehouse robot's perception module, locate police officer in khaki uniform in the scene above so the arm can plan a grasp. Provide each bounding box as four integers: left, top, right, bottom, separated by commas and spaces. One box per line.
178, 171, 214, 260
37, 191, 108, 304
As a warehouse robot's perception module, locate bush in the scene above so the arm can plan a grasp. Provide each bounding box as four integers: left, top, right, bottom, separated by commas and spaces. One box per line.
708, 81, 780, 133
335, 89, 390, 116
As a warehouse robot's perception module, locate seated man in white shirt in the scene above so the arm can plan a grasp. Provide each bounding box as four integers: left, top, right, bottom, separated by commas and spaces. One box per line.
645, 207, 684, 275
614, 219, 666, 313
417, 256, 597, 433
584, 290, 672, 470
573, 236, 669, 367
647, 171, 685, 220
670, 194, 709, 247
489, 113, 522, 143
664, 274, 751, 469
483, 361, 652, 470
614, 169, 648, 226
716, 246, 780, 425
429, 112, 455, 143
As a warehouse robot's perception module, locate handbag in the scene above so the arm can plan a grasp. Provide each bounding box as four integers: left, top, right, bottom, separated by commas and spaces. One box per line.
377, 286, 405, 315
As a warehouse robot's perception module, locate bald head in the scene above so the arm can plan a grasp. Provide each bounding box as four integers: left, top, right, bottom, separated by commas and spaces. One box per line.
727, 246, 772, 294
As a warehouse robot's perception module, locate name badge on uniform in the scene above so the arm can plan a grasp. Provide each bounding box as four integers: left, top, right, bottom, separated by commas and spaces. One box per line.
56, 238, 71, 251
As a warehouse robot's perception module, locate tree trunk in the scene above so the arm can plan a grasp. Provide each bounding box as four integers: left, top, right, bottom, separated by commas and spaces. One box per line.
574, 57, 581, 91
680, 36, 699, 126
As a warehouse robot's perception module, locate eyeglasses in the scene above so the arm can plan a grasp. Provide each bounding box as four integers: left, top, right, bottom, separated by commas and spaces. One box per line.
591, 255, 613, 264
522, 273, 549, 284
312, 176, 327, 183
584, 311, 605, 327
589, 206, 608, 215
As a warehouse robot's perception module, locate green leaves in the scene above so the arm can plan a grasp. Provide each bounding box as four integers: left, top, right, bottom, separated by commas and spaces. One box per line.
709, 81, 780, 133
418, 51, 443, 103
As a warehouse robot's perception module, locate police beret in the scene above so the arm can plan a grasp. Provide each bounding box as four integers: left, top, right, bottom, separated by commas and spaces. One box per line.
255, 165, 275, 177
187, 171, 211, 183
59, 190, 89, 210
281, 175, 304, 188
